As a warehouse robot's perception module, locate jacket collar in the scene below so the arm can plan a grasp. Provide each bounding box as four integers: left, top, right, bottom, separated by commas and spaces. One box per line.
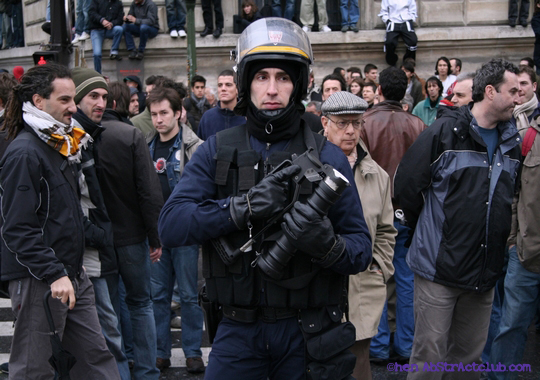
72, 108, 105, 139
217, 101, 237, 116
353, 142, 378, 177
370, 100, 402, 112
451, 105, 521, 153
103, 108, 123, 122
423, 97, 442, 109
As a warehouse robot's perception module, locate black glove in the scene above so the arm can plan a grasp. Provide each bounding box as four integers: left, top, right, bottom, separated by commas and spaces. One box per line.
230, 165, 300, 229
281, 201, 346, 267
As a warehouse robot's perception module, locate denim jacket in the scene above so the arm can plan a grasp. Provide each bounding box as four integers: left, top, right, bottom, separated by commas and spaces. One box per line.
148, 124, 203, 192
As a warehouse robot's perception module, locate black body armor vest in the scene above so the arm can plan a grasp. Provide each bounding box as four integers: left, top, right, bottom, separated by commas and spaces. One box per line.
202, 123, 347, 310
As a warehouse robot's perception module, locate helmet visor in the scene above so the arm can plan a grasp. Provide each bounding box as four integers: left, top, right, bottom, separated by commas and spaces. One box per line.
236, 18, 313, 65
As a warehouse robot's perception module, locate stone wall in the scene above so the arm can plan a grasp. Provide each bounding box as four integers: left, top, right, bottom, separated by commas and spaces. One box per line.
19, 0, 535, 46
0, 0, 535, 87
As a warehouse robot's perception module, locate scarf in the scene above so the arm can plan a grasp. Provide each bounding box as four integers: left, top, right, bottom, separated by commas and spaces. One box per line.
513, 95, 539, 131
191, 92, 207, 114
22, 102, 91, 163
246, 100, 302, 143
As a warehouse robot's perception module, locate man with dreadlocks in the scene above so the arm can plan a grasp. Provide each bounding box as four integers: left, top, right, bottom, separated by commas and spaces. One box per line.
159, 18, 372, 379
0, 63, 120, 379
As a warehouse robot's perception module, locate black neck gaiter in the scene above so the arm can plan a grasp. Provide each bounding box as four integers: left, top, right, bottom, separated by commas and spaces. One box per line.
246, 101, 302, 143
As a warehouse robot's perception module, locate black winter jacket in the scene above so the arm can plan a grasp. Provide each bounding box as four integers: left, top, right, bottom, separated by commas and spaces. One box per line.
395, 105, 521, 292
183, 97, 212, 134
99, 109, 163, 248
0, 126, 85, 284
88, 0, 124, 30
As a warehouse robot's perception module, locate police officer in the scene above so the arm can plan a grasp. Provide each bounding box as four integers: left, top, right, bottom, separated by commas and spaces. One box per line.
158, 18, 372, 380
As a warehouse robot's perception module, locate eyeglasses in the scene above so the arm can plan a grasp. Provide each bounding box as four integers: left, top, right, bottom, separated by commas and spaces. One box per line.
327, 117, 363, 130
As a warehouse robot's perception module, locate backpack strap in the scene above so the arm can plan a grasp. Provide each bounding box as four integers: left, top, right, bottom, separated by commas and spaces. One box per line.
522, 125, 538, 157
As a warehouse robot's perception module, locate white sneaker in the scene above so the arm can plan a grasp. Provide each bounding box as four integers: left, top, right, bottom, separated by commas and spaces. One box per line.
71, 34, 81, 44
178, 29, 187, 38
79, 31, 90, 40
321, 25, 331, 32
302, 26, 311, 33
170, 29, 179, 38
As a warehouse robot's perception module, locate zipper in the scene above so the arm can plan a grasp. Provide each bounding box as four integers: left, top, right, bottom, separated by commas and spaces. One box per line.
479, 156, 492, 290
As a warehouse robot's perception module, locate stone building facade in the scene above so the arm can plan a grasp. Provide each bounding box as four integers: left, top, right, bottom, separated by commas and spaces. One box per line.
0, 0, 535, 88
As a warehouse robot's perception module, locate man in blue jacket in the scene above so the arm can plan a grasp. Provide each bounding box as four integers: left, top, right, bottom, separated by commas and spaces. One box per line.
197, 69, 246, 140
159, 18, 372, 379
395, 58, 521, 380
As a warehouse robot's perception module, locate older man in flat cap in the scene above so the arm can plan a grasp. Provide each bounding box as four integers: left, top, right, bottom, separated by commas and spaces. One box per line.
322, 91, 397, 380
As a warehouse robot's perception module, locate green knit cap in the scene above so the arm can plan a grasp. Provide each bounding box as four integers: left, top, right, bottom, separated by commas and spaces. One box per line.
72, 67, 109, 104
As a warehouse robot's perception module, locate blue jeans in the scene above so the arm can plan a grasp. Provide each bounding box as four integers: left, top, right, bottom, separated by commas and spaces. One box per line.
90, 27, 123, 73
340, 0, 359, 26
115, 277, 134, 361
90, 276, 131, 380
2, 13, 12, 49
165, 0, 187, 31
123, 23, 158, 52
488, 248, 540, 380
11, 2, 23, 47
108, 241, 159, 379
151, 245, 203, 359
272, 0, 295, 20
370, 222, 415, 359
74, 0, 91, 34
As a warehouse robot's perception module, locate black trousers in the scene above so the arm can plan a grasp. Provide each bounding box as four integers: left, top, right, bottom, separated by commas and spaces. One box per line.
508, 0, 530, 23
201, 0, 224, 29
384, 21, 418, 67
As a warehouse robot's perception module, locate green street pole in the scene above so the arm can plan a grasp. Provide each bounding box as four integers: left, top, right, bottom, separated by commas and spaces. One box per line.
185, 0, 197, 86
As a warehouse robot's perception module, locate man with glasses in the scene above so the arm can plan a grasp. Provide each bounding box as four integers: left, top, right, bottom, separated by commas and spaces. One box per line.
359, 66, 425, 364
322, 90, 397, 380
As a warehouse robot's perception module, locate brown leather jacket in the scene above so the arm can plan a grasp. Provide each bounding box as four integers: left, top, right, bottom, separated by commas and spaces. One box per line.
359, 100, 426, 201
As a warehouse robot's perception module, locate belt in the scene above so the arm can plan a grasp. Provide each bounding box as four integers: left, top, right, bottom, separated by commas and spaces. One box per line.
222, 305, 299, 324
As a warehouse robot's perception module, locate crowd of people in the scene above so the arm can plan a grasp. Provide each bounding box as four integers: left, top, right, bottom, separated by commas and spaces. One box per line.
0, 12, 540, 380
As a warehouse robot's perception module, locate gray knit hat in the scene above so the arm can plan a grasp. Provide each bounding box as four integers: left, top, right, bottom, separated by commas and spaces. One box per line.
72, 67, 109, 104
321, 91, 368, 115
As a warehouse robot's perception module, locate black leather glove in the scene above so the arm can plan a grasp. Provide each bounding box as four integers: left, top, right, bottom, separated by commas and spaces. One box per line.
230, 165, 300, 229
281, 201, 346, 268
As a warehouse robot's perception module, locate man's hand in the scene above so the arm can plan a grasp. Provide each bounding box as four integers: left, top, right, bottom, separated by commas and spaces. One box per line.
230, 165, 300, 229
51, 276, 76, 310
282, 201, 335, 258
102, 19, 112, 29
281, 201, 346, 268
150, 246, 162, 263
126, 15, 136, 23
